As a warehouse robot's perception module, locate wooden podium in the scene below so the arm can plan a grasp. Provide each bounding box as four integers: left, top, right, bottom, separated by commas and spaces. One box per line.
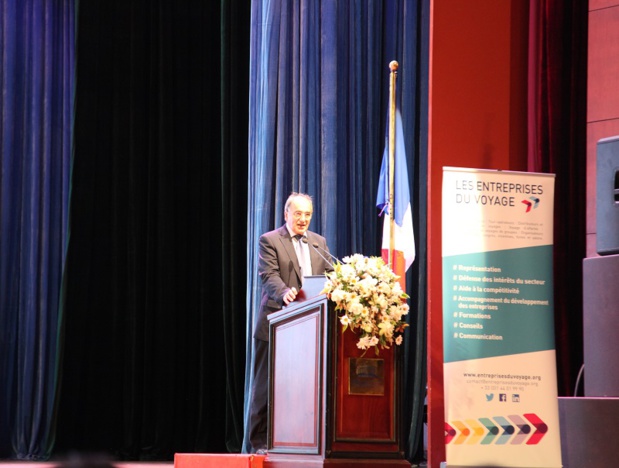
265, 277, 409, 467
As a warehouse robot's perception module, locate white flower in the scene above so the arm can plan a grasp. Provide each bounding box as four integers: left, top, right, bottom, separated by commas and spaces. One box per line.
323, 254, 410, 353
348, 300, 365, 317
357, 336, 372, 350
330, 288, 346, 305
378, 320, 394, 337
340, 314, 351, 327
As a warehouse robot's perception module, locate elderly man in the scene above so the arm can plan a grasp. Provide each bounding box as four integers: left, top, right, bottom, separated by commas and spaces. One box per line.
248, 192, 333, 454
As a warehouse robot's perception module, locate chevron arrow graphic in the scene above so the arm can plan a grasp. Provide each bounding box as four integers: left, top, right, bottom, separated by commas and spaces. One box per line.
465, 419, 485, 445
508, 415, 531, 445
445, 422, 456, 444
523, 413, 548, 445
493, 416, 515, 445
446, 414, 550, 446
452, 420, 471, 445
479, 417, 499, 445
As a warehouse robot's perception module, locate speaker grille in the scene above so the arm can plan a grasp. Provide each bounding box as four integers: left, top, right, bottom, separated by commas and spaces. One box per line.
596, 136, 619, 255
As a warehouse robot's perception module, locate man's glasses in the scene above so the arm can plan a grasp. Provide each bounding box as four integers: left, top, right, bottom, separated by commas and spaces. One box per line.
290, 211, 312, 220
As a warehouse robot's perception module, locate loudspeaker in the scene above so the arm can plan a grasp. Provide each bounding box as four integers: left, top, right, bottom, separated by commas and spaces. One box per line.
583, 255, 619, 396
597, 136, 619, 255
559, 397, 619, 466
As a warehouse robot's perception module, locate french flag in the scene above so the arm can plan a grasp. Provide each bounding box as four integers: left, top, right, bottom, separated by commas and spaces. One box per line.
376, 109, 415, 291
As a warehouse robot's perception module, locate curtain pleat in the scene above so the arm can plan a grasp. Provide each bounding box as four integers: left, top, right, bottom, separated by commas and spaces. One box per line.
244, 0, 429, 461
527, 0, 587, 396
53, 0, 250, 459
0, 0, 76, 460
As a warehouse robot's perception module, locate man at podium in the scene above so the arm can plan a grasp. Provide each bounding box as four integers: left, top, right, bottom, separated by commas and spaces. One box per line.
248, 192, 333, 454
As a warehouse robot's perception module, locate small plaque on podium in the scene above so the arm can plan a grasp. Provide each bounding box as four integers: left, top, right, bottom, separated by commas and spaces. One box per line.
349, 358, 385, 396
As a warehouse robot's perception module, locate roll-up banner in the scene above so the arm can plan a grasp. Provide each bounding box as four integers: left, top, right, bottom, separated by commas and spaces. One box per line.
442, 167, 561, 467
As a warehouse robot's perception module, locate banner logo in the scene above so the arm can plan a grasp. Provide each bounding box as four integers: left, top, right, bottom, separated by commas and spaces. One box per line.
521, 197, 540, 213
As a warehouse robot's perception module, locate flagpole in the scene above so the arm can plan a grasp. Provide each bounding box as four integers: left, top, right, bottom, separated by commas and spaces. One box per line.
388, 60, 398, 269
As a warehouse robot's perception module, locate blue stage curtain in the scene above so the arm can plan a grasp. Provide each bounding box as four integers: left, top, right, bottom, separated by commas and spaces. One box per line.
245, 0, 429, 461
0, 0, 76, 460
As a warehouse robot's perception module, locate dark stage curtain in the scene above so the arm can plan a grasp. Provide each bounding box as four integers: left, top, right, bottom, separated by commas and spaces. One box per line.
54, 0, 250, 460
527, 0, 588, 397
0, 0, 76, 460
244, 0, 429, 462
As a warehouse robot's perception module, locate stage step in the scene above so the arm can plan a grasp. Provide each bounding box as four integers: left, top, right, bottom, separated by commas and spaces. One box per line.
174, 453, 265, 468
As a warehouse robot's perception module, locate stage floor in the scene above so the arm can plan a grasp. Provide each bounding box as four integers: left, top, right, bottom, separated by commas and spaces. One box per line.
0, 463, 174, 468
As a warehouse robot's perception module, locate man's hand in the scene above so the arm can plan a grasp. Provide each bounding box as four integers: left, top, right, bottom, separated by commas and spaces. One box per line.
283, 287, 298, 305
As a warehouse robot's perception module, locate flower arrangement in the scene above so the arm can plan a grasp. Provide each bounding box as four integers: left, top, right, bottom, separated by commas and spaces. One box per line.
321, 254, 409, 353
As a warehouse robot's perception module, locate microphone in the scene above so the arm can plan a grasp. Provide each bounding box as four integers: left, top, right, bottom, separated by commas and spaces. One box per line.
302, 237, 340, 266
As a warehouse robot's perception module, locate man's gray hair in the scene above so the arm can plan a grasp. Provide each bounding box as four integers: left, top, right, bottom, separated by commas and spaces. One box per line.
284, 192, 313, 213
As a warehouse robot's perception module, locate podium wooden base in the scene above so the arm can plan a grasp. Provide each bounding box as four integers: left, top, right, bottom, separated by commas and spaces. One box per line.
267, 287, 407, 467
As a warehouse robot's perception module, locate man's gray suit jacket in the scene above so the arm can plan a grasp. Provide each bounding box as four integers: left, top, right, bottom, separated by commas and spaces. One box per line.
254, 224, 333, 341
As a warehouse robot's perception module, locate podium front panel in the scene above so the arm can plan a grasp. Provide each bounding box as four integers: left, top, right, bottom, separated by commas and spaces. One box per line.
268, 300, 327, 455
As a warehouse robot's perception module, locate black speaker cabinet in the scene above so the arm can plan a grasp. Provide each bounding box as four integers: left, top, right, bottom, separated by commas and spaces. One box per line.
596, 136, 619, 255
559, 397, 619, 467
583, 255, 619, 396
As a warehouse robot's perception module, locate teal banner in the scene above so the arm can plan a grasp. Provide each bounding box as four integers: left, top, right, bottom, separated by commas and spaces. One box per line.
442, 168, 561, 467
443, 246, 555, 362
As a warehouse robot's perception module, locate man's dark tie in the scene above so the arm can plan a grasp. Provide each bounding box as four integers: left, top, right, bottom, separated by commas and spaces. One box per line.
293, 235, 310, 277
